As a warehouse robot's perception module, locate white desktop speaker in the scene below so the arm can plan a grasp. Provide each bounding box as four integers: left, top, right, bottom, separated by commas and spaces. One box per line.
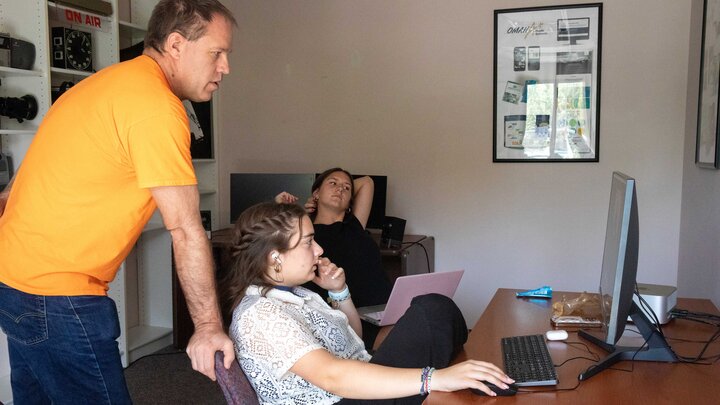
630, 283, 677, 325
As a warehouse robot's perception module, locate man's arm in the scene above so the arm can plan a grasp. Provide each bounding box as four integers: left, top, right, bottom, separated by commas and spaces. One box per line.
150, 185, 234, 380
0, 175, 15, 217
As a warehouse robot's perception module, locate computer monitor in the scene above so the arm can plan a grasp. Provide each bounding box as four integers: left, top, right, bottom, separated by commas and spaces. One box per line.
230, 173, 388, 229
577, 172, 676, 381
230, 173, 315, 222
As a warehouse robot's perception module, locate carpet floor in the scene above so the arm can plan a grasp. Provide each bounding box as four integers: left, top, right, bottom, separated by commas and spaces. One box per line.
124, 346, 225, 404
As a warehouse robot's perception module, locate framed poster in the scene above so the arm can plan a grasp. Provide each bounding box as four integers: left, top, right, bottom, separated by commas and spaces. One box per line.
697, 0, 720, 169
493, 3, 602, 162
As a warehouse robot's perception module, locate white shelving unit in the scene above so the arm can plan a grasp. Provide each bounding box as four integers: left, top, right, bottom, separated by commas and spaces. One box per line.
0, 0, 219, 400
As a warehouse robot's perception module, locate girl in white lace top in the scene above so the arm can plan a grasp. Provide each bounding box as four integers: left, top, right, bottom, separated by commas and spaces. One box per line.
222, 202, 513, 404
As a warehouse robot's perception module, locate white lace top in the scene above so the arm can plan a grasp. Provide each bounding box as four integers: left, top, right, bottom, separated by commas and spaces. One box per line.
230, 285, 371, 405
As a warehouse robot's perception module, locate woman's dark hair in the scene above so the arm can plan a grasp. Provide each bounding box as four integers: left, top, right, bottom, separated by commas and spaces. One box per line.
145, 0, 237, 54
220, 202, 307, 326
310, 167, 355, 219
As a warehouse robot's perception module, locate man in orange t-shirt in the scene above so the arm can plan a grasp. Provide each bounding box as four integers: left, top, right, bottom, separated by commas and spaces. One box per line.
0, 1, 236, 403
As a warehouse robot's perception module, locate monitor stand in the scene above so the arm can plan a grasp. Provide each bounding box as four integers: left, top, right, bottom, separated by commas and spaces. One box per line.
577, 301, 677, 381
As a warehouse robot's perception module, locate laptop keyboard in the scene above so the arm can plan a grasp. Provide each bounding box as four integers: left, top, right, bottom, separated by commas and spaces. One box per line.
501, 334, 558, 386
364, 310, 384, 321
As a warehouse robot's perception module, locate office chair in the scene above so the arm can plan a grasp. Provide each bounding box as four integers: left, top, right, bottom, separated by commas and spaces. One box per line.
214, 351, 259, 405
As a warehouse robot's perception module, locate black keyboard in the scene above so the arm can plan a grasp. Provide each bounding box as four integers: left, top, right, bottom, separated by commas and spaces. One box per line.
501, 334, 558, 386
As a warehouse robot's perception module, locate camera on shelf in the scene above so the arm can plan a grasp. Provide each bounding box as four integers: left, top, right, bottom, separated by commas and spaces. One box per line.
0, 95, 38, 123
0, 34, 36, 70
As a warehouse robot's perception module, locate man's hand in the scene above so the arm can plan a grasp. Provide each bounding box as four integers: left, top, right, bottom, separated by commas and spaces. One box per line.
150, 185, 232, 381
186, 322, 235, 381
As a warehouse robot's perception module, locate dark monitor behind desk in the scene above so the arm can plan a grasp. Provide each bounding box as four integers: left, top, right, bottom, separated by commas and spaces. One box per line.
230, 173, 315, 223
230, 172, 387, 229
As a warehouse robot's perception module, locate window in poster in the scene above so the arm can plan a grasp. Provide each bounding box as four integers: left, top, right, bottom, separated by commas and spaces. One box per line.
493, 4, 602, 162
557, 18, 590, 42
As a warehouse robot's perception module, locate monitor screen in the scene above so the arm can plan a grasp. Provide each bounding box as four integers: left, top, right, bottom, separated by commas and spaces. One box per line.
230, 173, 388, 229
598, 172, 639, 345
230, 173, 315, 223
578, 172, 676, 381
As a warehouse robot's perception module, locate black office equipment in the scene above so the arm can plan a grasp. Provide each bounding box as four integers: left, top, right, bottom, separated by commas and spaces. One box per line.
501, 334, 558, 386
231, 173, 388, 228
0, 95, 38, 123
381, 216, 406, 249
0, 35, 35, 70
230, 173, 315, 223
577, 172, 676, 381
470, 383, 518, 397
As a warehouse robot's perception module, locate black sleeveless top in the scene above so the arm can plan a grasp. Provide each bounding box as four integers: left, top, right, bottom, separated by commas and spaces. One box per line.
303, 214, 392, 308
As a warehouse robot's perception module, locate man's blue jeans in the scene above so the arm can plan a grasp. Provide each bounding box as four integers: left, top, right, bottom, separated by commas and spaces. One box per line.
0, 282, 131, 404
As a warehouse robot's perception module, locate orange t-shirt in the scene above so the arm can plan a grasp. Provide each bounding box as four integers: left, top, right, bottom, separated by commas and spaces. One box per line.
0, 55, 196, 296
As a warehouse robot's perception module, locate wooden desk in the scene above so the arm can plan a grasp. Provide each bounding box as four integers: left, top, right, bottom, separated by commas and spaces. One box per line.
426, 288, 720, 404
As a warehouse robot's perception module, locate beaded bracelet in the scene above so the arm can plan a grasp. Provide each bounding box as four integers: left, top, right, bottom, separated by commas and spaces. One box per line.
328, 285, 350, 301
420, 366, 435, 395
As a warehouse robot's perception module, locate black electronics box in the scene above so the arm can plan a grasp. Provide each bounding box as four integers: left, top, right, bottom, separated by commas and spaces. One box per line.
381, 216, 406, 250
0, 35, 35, 70
52, 27, 93, 72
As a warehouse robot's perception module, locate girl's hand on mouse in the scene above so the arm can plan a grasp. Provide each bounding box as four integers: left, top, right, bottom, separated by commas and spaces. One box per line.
430, 360, 514, 396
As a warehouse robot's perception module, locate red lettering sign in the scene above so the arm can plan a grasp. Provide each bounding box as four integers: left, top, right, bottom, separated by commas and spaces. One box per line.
84, 15, 101, 28
65, 9, 82, 23
62, 8, 104, 30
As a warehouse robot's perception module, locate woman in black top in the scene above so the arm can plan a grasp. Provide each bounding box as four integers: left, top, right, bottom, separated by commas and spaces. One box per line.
276, 168, 393, 348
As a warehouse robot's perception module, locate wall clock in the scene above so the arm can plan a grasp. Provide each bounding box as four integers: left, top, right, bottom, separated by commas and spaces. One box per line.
52, 27, 93, 72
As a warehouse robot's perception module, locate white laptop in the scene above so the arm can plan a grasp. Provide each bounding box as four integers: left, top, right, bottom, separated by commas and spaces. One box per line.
357, 270, 464, 326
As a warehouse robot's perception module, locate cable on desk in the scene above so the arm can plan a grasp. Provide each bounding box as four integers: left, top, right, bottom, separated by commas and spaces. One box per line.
400, 239, 431, 274
664, 305, 720, 364
552, 339, 600, 368
673, 327, 720, 364
670, 308, 720, 324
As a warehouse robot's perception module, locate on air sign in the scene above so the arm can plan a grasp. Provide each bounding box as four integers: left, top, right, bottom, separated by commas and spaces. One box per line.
64, 9, 103, 29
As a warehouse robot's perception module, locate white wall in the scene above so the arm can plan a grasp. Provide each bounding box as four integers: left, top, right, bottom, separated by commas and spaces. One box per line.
218, 0, 692, 325
678, 0, 720, 305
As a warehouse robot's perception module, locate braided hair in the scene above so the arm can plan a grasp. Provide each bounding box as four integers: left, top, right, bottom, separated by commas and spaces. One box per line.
220, 202, 307, 325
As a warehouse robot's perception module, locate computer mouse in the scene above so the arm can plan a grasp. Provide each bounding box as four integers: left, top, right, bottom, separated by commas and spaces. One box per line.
470, 382, 518, 396
545, 329, 569, 341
